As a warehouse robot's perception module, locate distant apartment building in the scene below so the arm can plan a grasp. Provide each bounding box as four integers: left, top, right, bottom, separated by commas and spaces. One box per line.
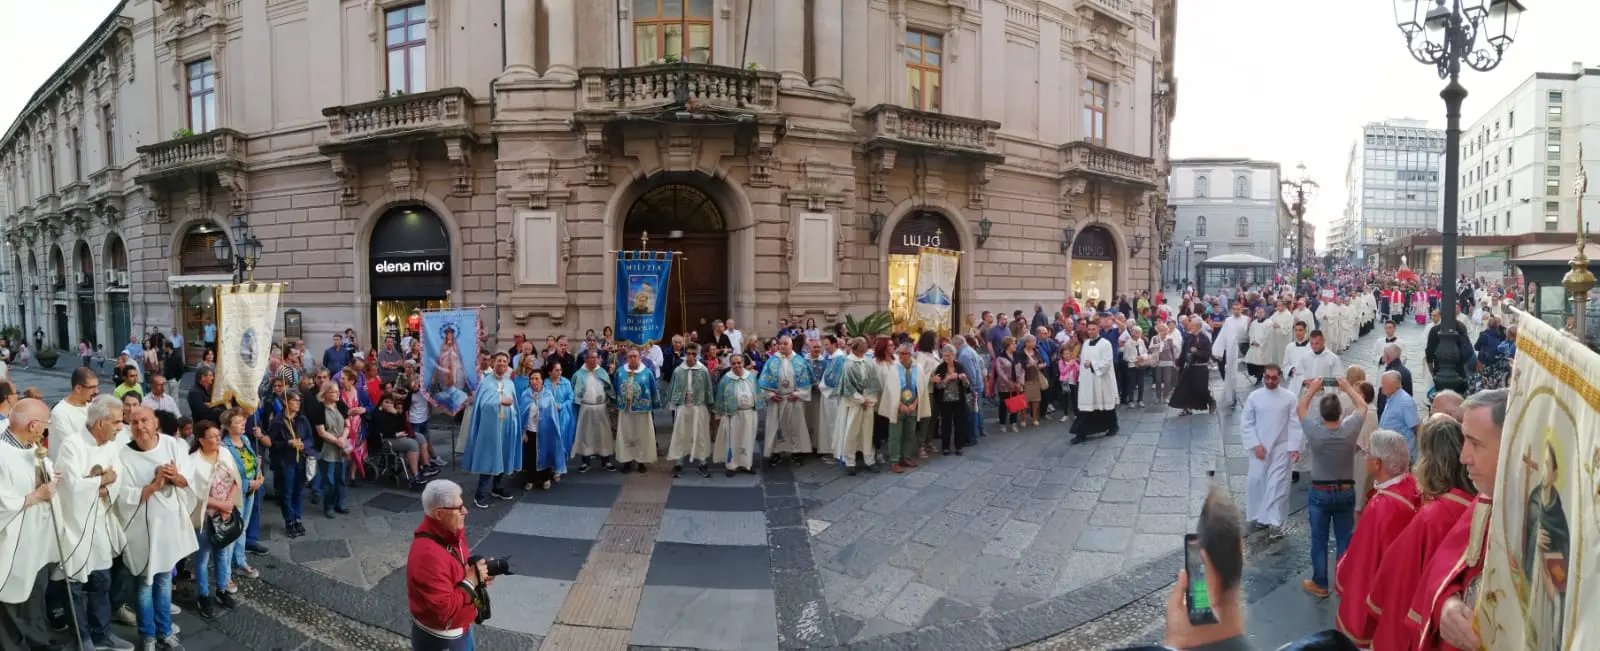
1166, 158, 1287, 285
1331, 119, 1444, 265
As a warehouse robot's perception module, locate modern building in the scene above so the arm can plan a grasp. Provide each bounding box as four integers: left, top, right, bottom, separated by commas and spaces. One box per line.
1165, 158, 1288, 285
1458, 62, 1600, 241
0, 0, 1178, 357
1329, 118, 1444, 265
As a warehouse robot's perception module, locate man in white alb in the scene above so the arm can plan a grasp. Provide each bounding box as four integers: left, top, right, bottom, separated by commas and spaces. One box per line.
54, 395, 135, 651
0, 399, 62, 650
571, 351, 616, 472
49, 367, 99, 458
1211, 303, 1251, 409
1239, 365, 1299, 539
757, 336, 813, 465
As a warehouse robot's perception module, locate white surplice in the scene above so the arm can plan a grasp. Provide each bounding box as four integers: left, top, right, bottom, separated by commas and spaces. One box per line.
666, 363, 714, 463
52, 432, 127, 582
1239, 386, 1299, 527
1266, 309, 1295, 366
113, 434, 201, 583
1280, 339, 1314, 395
1243, 318, 1273, 366
762, 353, 813, 456
1077, 339, 1118, 412
816, 350, 846, 457
716, 370, 759, 470
0, 443, 57, 603
573, 368, 614, 458
833, 355, 878, 468
1211, 314, 1251, 405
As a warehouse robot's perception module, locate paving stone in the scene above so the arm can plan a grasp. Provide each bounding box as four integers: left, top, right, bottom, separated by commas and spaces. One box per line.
863, 510, 932, 546
860, 486, 919, 514
918, 532, 986, 590
1013, 497, 1059, 523
497, 503, 611, 541
593, 524, 657, 555
982, 520, 1042, 559
899, 485, 957, 515
818, 568, 861, 606
1109, 462, 1152, 480
290, 539, 352, 564
1060, 490, 1101, 511
1119, 445, 1157, 463
836, 565, 915, 620
910, 512, 968, 547
1070, 473, 1108, 493
646, 542, 773, 590
1136, 513, 1191, 535
898, 468, 942, 489
1141, 496, 1190, 514
362, 491, 421, 513
1037, 466, 1081, 486
822, 538, 897, 580
918, 597, 982, 628
963, 506, 1013, 537
483, 575, 571, 637
1101, 478, 1147, 503
810, 476, 857, 502
542, 623, 632, 651
1003, 550, 1064, 596
657, 509, 767, 546
1089, 503, 1140, 527
886, 541, 939, 572
851, 472, 902, 498
989, 462, 1025, 477
1074, 526, 1132, 553
1052, 551, 1128, 595
811, 491, 870, 522
814, 509, 877, 548
944, 488, 997, 516
1030, 509, 1089, 553
555, 583, 641, 629
946, 552, 1014, 607
574, 551, 651, 588
932, 469, 979, 490
987, 489, 1027, 510
880, 581, 943, 627
1146, 470, 1192, 497
1128, 532, 1176, 561
971, 472, 1016, 493
1010, 467, 1046, 488
604, 501, 665, 527
630, 586, 780, 651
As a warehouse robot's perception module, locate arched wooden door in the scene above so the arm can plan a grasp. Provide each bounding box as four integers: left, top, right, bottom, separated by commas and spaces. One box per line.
623, 183, 728, 343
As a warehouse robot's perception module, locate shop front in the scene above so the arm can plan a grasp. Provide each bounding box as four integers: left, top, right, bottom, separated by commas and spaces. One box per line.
75, 241, 97, 347
368, 206, 452, 345
1070, 225, 1117, 305
106, 236, 132, 349
171, 221, 234, 364
886, 210, 962, 333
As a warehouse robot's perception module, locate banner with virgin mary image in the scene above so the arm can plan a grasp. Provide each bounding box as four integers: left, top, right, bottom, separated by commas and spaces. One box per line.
422, 308, 480, 414
1475, 307, 1600, 651
615, 251, 673, 344
913, 247, 958, 333
209, 283, 283, 410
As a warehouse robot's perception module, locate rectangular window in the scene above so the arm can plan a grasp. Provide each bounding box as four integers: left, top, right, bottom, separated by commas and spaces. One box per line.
1508, 110, 1515, 128
1548, 144, 1561, 161
70, 128, 82, 181
1081, 77, 1109, 145
1546, 179, 1560, 196
44, 144, 56, 191
634, 0, 715, 65
1507, 148, 1513, 165
1546, 216, 1558, 231
1546, 201, 1559, 214
905, 29, 944, 113
1506, 179, 1512, 196
1548, 90, 1563, 104
185, 59, 217, 133
1548, 165, 1560, 177
385, 4, 427, 94
1548, 105, 1563, 120
1491, 186, 1497, 201
101, 104, 115, 165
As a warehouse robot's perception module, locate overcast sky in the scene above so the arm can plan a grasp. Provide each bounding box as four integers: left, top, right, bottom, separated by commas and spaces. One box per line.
4, 1, 1595, 251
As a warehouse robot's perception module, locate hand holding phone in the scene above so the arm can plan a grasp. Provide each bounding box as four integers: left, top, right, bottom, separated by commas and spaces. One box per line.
1183, 534, 1218, 626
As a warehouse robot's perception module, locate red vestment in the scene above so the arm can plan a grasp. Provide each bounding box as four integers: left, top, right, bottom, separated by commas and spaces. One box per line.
1336, 474, 1422, 647
1368, 489, 1475, 651
1406, 496, 1492, 651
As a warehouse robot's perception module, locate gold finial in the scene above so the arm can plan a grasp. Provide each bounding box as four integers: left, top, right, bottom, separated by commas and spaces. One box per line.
1563, 144, 1595, 328
33, 445, 46, 461
640, 231, 650, 251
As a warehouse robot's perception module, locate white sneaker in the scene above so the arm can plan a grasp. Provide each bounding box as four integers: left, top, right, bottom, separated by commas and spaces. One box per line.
113, 604, 136, 626
169, 603, 182, 616
1059, 415, 1070, 423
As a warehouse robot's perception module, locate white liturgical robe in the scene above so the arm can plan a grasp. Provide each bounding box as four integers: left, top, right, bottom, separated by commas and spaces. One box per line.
0, 444, 57, 603
1239, 386, 1299, 528
1077, 339, 1118, 412
114, 434, 201, 583
53, 432, 127, 582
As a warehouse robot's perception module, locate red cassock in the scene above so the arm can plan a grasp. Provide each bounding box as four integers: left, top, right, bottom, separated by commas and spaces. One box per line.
1367, 489, 1475, 651
1336, 475, 1422, 648
1406, 496, 1492, 651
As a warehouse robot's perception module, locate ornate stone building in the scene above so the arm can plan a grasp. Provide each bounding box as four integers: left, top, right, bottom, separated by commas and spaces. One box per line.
0, 0, 1177, 356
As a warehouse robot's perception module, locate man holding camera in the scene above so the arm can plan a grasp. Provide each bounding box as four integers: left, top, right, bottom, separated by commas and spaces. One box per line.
407, 480, 496, 650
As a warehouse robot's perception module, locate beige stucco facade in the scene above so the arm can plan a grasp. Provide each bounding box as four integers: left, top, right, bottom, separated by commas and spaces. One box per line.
0, 0, 1177, 354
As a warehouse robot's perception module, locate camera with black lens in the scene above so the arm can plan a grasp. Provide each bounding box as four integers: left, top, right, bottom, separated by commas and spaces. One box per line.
466, 556, 512, 623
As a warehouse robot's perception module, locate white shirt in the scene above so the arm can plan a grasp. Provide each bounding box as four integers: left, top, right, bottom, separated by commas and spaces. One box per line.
725, 329, 745, 356
142, 392, 181, 417
48, 399, 90, 461
1373, 473, 1407, 490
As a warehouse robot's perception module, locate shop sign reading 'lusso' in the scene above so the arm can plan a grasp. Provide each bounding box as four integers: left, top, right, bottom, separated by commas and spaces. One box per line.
372, 257, 451, 276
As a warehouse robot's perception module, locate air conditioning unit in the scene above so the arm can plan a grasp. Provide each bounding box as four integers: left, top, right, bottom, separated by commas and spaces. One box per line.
105, 269, 117, 285
74, 271, 85, 286
117, 271, 129, 287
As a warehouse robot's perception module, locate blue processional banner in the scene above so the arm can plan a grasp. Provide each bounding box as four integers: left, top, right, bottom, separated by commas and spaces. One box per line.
615, 252, 673, 345
422, 308, 480, 414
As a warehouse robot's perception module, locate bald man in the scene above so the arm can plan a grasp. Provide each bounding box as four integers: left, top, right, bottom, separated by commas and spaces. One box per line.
1430, 390, 1464, 422
0, 398, 61, 649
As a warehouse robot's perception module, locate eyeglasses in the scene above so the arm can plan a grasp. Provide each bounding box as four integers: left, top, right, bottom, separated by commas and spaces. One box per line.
439, 503, 468, 512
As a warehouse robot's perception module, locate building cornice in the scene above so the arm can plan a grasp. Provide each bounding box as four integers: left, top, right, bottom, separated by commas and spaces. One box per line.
0, 4, 133, 153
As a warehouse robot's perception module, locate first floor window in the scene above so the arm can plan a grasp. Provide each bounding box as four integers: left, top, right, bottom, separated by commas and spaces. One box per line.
633, 0, 714, 64
1082, 77, 1109, 145
905, 29, 943, 112
186, 59, 217, 133
385, 3, 428, 93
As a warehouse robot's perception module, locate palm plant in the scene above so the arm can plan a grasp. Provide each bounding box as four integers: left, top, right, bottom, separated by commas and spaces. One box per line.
843, 311, 894, 338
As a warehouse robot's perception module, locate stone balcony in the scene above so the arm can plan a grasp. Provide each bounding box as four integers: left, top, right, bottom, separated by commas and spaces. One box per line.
320, 87, 479, 152
88, 167, 123, 199
59, 182, 88, 212
1060, 141, 1157, 189
135, 128, 246, 182
1077, 0, 1138, 28
577, 63, 781, 114
863, 104, 1004, 163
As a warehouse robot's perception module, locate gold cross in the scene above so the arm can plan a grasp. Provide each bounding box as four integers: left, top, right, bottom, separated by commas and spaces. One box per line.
1576, 144, 1589, 197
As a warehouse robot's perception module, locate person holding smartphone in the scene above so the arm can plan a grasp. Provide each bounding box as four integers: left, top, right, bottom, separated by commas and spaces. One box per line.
1146, 485, 1251, 651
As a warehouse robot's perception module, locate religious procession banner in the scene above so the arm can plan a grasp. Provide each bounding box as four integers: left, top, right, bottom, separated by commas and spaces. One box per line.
209, 283, 282, 410
912, 247, 958, 333
421, 308, 480, 414
1475, 307, 1599, 651
614, 251, 673, 344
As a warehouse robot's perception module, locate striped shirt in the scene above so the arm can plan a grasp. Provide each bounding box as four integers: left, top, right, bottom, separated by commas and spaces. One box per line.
1, 427, 31, 450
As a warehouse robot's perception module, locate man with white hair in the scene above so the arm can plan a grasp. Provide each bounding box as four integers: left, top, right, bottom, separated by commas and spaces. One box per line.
1376, 370, 1421, 458
53, 395, 134, 651
876, 343, 922, 474
1239, 364, 1298, 540
407, 479, 490, 650
757, 335, 814, 465
0, 399, 62, 650
834, 338, 880, 475
1334, 429, 1422, 640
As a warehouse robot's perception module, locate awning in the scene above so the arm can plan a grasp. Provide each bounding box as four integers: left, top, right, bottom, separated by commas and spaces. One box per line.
166, 273, 235, 290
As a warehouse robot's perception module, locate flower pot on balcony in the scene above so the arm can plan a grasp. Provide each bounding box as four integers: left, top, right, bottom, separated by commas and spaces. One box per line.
35, 348, 60, 369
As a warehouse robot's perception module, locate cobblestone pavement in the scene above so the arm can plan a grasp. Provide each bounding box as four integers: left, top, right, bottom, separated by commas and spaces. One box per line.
7, 317, 1439, 650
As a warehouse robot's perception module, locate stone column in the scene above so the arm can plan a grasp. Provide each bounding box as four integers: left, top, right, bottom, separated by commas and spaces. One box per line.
775, 0, 806, 88
501, 0, 537, 80
810, 0, 843, 93
544, 0, 577, 81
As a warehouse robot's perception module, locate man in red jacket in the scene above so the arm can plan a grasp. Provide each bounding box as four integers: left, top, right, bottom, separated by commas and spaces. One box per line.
407, 480, 492, 650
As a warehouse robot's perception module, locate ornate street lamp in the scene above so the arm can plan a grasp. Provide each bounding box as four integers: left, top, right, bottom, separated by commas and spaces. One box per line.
1060, 226, 1076, 254
1392, 0, 1525, 392
866, 210, 887, 245
1280, 162, 1318, 289
213, 214, 262, 283
977, 217, 994, 248
1183, 237, 1193, 285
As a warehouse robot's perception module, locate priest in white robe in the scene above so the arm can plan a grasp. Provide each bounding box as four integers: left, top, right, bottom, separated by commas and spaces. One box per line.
1211, 303, 1251, 409
0, 400, 61, 651
613, 348, 659, 473
1266, 300, 1296, 366
1292, 299, 1317, 335
666, 344, 715, 478
1243, 307, 1273, 385
803, 340, 830, 457
1239, 366, 1299, 537
53, 396, 133, 651
1280, 322, 1315, 396
571, 351, 616, 472
757, 336, 813, 464
832, 338, 880, 474
1289, 328, 1343, 398
1070, 323, 1119, 443
112, 406, 199, 646
713, 355, 761, 476
815, 336, 848, 461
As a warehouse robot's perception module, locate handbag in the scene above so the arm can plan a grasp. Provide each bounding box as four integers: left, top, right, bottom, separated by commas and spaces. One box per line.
1003, 393, 1027, 414
207, 510, 244, 548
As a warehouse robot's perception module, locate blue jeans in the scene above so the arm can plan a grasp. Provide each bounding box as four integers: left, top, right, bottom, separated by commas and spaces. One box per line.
318, 460, 347, 510
136, 570, 174, 639
194, 526, 235, 597
237, 487, 263, 561
1307, 486, 1356, 589
70, 569, 113, 645
275, 461, 304, 523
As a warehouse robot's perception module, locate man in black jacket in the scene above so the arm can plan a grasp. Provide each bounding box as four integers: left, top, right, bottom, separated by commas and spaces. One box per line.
187, 368, 224, 424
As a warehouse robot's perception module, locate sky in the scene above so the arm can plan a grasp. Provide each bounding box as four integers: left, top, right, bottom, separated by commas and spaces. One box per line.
3, 1, 1597, 251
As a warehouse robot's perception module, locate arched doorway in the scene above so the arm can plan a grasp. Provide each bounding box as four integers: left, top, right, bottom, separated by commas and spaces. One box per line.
623, 183, 728, 342
12, 255, 23, 342
50, 246, 68, 350
176, 221, 232, 362
368, 205, 452, 345
75, 241, 97, 347
25, 252, 38, 349
1071, 225, 1117, 304
106, 236, 132, 350
886, 210, 963, 333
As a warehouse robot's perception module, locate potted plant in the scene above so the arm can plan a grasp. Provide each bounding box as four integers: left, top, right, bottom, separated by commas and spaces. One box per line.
35, 347, 60, 369
842, 311, 894, 338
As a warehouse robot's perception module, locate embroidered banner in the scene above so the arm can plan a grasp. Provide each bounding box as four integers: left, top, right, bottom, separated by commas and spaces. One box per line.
1476, 307, 1599, 651
912, 247, 958, 333
615, 251, 673, 344
421, 308, 480, 415
209, 283, 283, 410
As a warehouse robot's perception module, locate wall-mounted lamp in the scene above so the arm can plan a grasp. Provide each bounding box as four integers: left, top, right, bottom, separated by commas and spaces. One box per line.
867, 210, 886, 244
1060, 227, 1076, 253
1130, 234, 1146, 256
977, 217, 993, 248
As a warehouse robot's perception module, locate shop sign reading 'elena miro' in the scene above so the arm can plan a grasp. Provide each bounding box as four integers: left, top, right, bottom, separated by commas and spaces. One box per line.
372, 257, 451, 276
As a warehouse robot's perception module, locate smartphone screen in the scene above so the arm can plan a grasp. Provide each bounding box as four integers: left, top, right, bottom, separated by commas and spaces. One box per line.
1184, 534, 1218, 625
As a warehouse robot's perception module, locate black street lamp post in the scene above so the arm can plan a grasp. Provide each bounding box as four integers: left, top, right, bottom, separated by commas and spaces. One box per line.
1280, 163, 1317, 291
212, 214, 263, 284
1392, 0, 1524, 393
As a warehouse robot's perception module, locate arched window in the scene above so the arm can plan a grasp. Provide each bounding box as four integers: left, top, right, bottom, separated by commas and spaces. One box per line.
1195, 175, 1209, 198
1195, 216, 1207, 237
1236, 217, 1249, 237
1234, 175, 1250, 198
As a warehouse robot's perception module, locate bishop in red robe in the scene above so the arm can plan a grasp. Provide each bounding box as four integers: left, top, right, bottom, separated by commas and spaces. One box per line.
1368, 488, 1475, 651
1405, 495, 1492, 651
1335, 471, 1422, 647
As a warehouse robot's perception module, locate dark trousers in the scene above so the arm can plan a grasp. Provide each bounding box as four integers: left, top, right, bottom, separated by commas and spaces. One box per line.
1216, 355, 1227, 380
1115, 360, 1132, 403
474, 474, 504, 502
937, 401, 970, 450
70, 569, 113, 646
872, 414, 889, 450
1058, 384, 1077, 417
996, 391, 1020, 425
0, 566, 52, 651
274, 460, 304, 524
1245, 363, 1265, 385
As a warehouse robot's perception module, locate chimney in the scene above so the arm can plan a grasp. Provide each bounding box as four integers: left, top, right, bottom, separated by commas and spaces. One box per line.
1574, 61, 1585, 74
